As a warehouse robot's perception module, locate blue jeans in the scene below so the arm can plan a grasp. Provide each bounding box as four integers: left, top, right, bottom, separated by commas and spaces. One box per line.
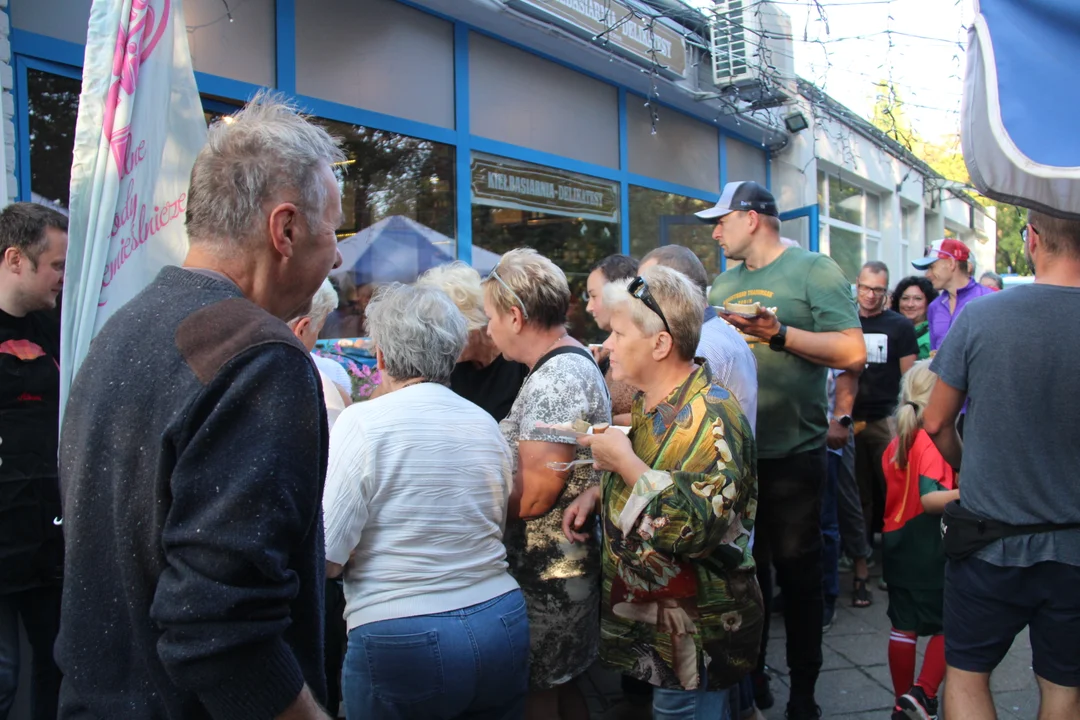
653, 683, 731, 719
822, 451, 842, 609
343, 589, 529, 720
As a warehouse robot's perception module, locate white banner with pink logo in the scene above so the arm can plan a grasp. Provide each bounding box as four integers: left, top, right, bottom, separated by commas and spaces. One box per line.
61, 0, 207, 412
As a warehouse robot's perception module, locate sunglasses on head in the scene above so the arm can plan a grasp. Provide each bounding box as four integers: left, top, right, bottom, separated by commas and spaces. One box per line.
487, 266, 529, 321
627, 276, 672, 337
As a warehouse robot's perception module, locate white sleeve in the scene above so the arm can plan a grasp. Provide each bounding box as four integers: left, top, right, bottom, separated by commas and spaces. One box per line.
322, 412, 371, 565
312, 354, 352, 395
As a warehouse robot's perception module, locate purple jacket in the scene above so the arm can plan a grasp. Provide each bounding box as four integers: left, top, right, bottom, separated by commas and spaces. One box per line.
928, 278, 995, 350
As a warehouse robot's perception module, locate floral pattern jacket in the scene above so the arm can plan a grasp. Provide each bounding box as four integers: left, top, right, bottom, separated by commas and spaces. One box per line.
599, 363, 763, 691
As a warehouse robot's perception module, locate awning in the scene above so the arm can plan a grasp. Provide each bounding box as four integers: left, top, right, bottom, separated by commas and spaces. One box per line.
962, 0, 1080, 219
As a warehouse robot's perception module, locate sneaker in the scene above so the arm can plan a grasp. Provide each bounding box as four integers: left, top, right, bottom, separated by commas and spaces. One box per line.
752, 671, 774, 710
822, 602, 835, 633
897, 685, 938, 720
784, 701, 822, 719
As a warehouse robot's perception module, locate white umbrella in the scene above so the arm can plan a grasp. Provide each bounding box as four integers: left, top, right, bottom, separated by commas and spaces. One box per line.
62, 0, 207, 416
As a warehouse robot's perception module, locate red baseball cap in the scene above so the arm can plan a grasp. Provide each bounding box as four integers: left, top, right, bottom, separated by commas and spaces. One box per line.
912, 238, 971, 269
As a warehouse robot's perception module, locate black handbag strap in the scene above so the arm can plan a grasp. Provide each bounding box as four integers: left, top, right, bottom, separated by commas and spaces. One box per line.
531, 345, 596, 376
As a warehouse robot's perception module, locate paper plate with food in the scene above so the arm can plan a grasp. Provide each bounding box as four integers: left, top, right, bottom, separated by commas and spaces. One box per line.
716, 301, 778, 318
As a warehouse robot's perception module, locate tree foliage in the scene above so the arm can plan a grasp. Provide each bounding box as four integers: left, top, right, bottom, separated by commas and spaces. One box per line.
869, 81, 1028, 275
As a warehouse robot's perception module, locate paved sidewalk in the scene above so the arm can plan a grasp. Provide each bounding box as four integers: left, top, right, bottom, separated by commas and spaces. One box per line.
580, 562, 1041, 719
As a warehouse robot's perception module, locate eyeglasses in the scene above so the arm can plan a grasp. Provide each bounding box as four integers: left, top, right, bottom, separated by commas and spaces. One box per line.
487, 266, 529, 321
1022, 223, 1039, 244
627, 276, 672, 336
856, 283, 888, 297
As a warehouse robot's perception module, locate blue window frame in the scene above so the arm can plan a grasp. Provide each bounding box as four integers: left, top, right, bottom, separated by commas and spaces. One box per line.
10, 0, 773, 262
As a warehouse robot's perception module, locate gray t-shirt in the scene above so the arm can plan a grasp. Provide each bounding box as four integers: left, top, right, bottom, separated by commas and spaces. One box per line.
931, 283, 1080, 567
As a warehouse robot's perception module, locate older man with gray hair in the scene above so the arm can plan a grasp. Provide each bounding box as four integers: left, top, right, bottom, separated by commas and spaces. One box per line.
57, 92, 344, 720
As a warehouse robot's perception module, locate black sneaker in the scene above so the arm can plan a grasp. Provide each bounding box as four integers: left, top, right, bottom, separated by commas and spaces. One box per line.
897, 685, 938, 720
752, 671, 774, 710
785, 701, 822, 719
822, 602, 836, 633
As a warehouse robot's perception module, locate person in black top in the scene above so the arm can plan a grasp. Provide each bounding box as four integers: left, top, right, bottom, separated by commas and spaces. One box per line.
851, 261, 918, 547
417, 262, 527, 422
0, 202, 68, 720
584, 254, 638, 425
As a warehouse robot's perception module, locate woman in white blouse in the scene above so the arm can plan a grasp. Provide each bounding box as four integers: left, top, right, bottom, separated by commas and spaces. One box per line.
323, 283, 528, 720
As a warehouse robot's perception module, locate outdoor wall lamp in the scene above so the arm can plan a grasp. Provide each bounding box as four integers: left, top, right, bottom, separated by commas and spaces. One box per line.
783, 111, 809, 133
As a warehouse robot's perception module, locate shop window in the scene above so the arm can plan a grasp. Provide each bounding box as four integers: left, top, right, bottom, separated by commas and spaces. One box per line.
818, 170, 883, 281
629, 187, 717, 277
317, 121, 457, 340
470, 153, 620, 343
27, 69, 81, 209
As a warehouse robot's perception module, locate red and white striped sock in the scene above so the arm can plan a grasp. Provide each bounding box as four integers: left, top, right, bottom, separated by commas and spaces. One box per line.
888, 629, 918, 700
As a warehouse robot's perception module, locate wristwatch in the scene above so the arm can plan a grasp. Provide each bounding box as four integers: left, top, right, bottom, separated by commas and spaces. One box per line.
768, 324, 788, 352
832, 414, 853, 428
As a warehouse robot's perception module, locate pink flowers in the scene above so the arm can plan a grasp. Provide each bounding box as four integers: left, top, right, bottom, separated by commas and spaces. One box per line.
314, 344, 382, 401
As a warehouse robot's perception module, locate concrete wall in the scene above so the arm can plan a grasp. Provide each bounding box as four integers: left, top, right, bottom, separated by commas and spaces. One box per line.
773, 93, 996, 284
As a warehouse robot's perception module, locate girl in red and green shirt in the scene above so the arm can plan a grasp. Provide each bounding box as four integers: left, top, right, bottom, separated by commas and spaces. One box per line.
881, 360, 959, 720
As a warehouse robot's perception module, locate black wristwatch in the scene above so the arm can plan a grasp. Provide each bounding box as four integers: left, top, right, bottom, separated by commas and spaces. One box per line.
833, 414, 853, 428
768, 324, 788, 352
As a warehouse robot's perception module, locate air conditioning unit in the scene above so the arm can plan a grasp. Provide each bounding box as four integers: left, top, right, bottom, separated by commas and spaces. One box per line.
708, 0, 796, 108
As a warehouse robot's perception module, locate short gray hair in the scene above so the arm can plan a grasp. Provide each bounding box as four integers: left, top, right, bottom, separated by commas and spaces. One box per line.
289, 278, 338, 328
979, 270, 1003, 290
416, 262, 488, 332
366, 283, 467, 384
186, 90, 346, 247
602, 265, 704, 361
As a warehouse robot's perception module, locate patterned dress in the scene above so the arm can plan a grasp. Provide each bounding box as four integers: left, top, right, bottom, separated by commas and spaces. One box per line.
599, 364, 763, 691
500, 350, 611, 689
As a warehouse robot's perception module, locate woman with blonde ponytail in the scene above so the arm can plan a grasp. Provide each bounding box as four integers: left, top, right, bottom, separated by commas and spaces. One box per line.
880, 360, 959, 720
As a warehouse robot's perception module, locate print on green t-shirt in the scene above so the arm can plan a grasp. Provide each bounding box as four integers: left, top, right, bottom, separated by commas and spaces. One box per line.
708, 247, 860, 458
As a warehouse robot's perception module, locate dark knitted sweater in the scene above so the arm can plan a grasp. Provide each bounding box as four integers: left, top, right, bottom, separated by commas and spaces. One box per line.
57, 266, 328, 720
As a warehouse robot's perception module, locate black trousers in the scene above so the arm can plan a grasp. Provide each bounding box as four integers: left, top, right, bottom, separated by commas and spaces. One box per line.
0, 584, 62, 720
323, 579, 347, 716
753, 446, 826, 706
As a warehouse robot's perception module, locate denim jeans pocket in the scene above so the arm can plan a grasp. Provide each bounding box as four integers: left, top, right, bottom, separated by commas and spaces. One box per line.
362, 631, 444, 704
499, 599, 530, 673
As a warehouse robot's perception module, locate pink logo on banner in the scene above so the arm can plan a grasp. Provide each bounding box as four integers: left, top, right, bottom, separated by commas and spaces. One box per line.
102, 0, 169, 178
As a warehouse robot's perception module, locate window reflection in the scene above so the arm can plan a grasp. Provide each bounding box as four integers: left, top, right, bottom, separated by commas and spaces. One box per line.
472, 208, 618, 343
314, 121, 456, 339
829, 226, 863, 281
27, 69, 80, 210
629, 187, 716, 276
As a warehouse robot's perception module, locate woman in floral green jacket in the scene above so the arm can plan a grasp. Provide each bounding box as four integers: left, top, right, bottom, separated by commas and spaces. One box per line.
563, 266, 763, 718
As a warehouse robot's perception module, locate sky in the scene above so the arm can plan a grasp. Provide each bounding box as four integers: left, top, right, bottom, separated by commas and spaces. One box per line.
683, 0, 974, 143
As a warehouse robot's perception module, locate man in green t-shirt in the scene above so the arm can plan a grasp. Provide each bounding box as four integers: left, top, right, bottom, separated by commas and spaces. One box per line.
697, 181, 865, 720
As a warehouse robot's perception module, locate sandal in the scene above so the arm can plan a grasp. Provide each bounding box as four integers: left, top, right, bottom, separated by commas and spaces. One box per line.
852, 576, 873, 608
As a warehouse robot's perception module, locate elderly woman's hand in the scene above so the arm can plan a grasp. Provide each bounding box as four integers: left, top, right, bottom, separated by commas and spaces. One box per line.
579, 429, 649, 486
562, 485, 601, 544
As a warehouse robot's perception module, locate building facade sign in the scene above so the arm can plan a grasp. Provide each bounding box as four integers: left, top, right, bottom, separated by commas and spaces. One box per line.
506, 0, 688, 77
471, 153, 620, 223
